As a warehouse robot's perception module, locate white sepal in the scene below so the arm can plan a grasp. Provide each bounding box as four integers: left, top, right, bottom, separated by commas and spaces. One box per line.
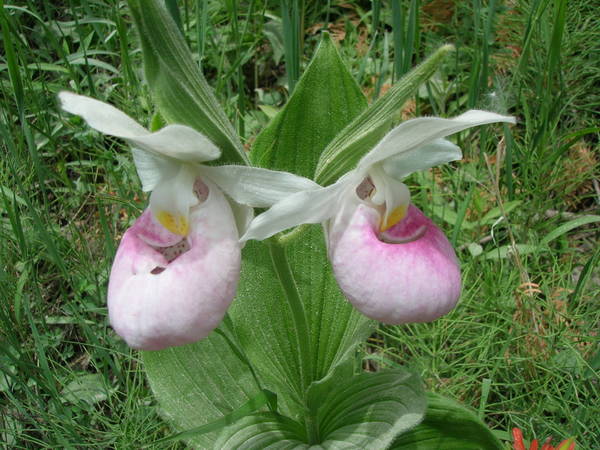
60, 91, 221, 162
59, 91, 148, 137
200, 165, 320, 208
381, 138, 462, 180
358, 111, 515, 171
132, 124, 220, 162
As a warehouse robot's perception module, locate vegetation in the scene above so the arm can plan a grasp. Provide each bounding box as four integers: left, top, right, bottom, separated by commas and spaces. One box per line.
1, 0, 598, 447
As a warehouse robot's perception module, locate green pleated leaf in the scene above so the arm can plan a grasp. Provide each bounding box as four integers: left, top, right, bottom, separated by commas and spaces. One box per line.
229, 235, 374, 420
228, 31, 374, 421
390, 393, 504, 450
228, 239, 308, 416
315, 44, 455, 185
215, 369, 425, 448
214, 412, 307, 449
251, 32, 368, 178
151, 390, 277, 446
308, 368, 425, 448
142, 323, 265, 448
126, 0, 247, 165
286, 227, 375, 382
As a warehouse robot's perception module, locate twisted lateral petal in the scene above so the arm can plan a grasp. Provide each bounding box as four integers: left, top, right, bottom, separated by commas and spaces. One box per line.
329, 204, 461, 324
239, 181, 347, 242
199, 164, 320, 208
107, 182, 241, 350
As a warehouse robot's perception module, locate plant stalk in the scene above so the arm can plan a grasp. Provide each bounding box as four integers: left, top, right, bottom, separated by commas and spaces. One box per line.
267, 238, 319, 443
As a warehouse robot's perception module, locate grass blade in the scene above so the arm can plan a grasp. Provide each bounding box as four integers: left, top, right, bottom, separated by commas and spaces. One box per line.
281, 0, 303, 93
541, 216, 600, 245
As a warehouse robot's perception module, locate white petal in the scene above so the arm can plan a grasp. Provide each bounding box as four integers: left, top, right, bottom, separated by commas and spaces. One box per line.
200, 165, 320, 207
381, 138, 462, 180
133, 125, 220, 163
60, 91, 220, 163
149, 165, 199, 236
240, 182, 345, 242
59, 91, 149, 137
131, 148, 179, 192
358, 111, 515, 171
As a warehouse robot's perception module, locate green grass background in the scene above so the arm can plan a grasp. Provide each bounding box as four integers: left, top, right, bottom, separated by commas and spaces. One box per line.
1, 0, 598, 448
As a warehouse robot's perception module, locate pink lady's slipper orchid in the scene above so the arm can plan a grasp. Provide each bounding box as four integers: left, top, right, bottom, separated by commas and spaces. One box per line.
243, 111, 515, 324
60, 92, 318, 349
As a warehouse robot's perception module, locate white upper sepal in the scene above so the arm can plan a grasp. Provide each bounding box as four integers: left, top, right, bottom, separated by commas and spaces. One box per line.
357, 110, 516, 172
133, 125, 220, 162
59, 91, 221, 163
381, 138, 462, 180
200, 165, 320, 208
59, 91, 148, 137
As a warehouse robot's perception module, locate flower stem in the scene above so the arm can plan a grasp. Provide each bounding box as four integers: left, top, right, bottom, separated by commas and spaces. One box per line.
267, 239, 312, 389
267, 238, 319, 443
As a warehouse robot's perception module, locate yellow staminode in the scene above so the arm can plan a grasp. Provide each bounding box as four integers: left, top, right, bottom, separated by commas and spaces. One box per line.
156, 211, 190, 236
379, 204, 407, 232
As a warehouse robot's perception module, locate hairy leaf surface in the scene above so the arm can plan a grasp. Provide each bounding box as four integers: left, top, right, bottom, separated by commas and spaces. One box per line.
251, 33, 367, 178
142, 326, 264, 448
391, 393, 504, 449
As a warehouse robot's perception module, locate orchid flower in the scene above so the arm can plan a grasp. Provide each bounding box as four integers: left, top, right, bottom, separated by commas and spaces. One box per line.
60, 92, 317, 350
242, 110, 516, 324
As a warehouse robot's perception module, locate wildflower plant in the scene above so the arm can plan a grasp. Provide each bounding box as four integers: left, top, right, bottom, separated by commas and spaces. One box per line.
61, 0, 517, 447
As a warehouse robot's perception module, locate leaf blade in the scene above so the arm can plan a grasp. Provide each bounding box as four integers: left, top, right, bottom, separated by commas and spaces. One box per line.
215, 369, 426, 448
310, 368, 426, 448
126, 0, 247, 164
149, 390, 277, 446
315, 44, 455, 185
142, 324, 265, 448
390, 392, 504, 449
215, 413, 307, 449
251, 33, 367, 178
